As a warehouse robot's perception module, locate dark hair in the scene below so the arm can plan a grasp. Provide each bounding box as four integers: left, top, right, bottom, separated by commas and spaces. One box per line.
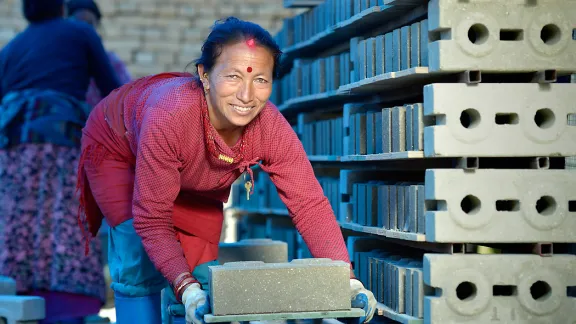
66, 0, 102, 21
23, 0, 65, 23
193, 17, 282, 79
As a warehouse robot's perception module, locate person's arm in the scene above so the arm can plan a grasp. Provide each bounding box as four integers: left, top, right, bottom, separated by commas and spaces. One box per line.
261, 109, 354, 277
82, 26, 121, 97
131, 106, 192, 285
108, 51, 132, 84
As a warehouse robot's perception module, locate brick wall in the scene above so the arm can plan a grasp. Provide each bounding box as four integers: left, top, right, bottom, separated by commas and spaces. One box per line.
0, 0, 301, 78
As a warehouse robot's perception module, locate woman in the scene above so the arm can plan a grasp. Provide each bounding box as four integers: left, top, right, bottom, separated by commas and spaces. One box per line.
77, 17, 376, 324
66, 0, 132, 108
0, 0, 121, 323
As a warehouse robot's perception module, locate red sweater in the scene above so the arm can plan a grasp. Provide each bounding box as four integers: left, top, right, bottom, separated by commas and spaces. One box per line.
79, 73, 351, 283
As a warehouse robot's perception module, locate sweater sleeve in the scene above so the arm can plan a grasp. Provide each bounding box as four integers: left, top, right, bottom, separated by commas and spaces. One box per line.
261, 110, 354, 276
132, 107, 191, 284
82, 25, 121, 97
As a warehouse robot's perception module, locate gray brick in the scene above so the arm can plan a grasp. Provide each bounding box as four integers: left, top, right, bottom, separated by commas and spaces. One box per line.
417, 184, 425, 234
412, 269, 424, 318
209, 259, 350, 315
389, 186, 397, 230
410, 22, 421, 68
405, 268, 413, 316
405, 104, 414, 151
420, 19, 428, 67
412, 103, 424, 151
358, 39, 367, 80
384, 32, 394, 73
392, 29, 401, 72
218, 239, 288, 264
381, 108, 392, 153
406, 185, 418, 233
0, 276, 16, 295
366, 37, 375, 78
391, 106, 406, 152
375, 35, 385, 75
400, 26, 411, 71
0, 296, 45, 322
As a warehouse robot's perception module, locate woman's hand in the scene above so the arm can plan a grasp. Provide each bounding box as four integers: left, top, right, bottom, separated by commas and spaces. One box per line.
182, 283, 210, 324
350, 279, 377, 323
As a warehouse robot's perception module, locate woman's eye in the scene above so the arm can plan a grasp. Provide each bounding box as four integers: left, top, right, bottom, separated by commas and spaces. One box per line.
255, 78, 268, 83
227, 75, 240, 79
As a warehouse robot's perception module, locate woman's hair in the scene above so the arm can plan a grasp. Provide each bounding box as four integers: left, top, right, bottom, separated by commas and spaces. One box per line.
23, 0, 64, 23
66, 0, 102, 22
194, 17, 282, 79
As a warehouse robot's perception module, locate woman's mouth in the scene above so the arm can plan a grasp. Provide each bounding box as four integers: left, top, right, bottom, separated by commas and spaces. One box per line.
231, 104, 255, 115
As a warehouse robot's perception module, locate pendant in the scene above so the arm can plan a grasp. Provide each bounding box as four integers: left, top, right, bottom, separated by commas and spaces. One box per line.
218, 154, 234, 164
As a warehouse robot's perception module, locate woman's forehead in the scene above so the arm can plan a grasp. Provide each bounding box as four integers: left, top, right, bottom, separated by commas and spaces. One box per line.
217, 42, 274, 70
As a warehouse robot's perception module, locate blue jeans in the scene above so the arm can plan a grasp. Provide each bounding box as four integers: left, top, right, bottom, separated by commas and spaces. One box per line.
108, 219, 168, 296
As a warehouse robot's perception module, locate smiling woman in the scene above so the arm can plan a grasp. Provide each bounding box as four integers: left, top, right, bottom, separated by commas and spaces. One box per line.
75, 16, 376, 324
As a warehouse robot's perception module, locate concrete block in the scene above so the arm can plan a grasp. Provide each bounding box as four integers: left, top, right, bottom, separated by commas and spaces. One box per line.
366, 37, 375, 79
204, 309, 364, 323
384, 32, 394, 73
400, 26, 411, 71
424, 254, 576, 323
358, 39, 367, 80
366, 111, 375, 155
392, 29, 401, 72
406, 185, 418, 233
319, 59, 326, 93
378, 185, 391, 229
218, 239, 288, 264
357, 184, 367, 225
375, 35, 385, 75
0, 277, 16, 295
405, 104, 414, 151
412, 269, 424, 318
375, 111, 383, 154
389, 185, 398, 230
366, 183, 379, 227
0, 296, 45, 323
425, 169, 576, 242
423, 83, 576, 157
420, 19, 428, 67
350, 37, 360, 83
391, 106, 406, 152
381, 108, 392, 153
355, 113, 367, 155
412, 103, 424, 151
417, 184, 425, 234
396, 183, 406, 232
410, 22, 421, 68
348, 113, 356, 155
428, 0, 576, 72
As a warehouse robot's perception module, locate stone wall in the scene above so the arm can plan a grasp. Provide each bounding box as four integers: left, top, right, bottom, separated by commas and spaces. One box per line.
0, 0, 300, 78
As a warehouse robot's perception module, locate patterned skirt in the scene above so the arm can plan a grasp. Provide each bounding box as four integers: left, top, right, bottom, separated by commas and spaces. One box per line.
0, 143, 106, 303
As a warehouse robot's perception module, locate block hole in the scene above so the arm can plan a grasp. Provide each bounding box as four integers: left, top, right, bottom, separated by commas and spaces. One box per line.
460, 109, 481, 129
461, 195, 481, 215
536, 196, 556, 216
426, 199, 447, 211
530, 281, 552, 301
573, 28, 576, 40
500, 29, 524, 41
424, 114, 446, 126
496, 200, 520, 212
525, 0, 538, 6
535, 157, 550, 169
493, 285, 518, 296
540, 24, 561, 45
567, 286, 576, 297
568, 200, 576, 212
495, 113, 519, 125
456, 281, 477, 301
539, 243, 553, 256
567, 113, 576, 126
341, 193, 350, 203
534, 108, 555, 129
468, 24, 489, 45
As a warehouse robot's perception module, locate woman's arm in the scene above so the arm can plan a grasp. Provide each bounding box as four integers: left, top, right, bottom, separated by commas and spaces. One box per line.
82, 25, 121, 97
131, 106, 193, 285
261, 110, 355, 278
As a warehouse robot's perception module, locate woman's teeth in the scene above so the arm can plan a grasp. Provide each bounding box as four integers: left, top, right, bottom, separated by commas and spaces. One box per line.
232, 105, 253, 112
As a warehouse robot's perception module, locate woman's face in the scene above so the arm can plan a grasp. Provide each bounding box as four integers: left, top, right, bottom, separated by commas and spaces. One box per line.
199, 40, 274, 131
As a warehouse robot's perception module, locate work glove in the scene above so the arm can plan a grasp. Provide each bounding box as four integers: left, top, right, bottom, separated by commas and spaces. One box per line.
182, 283, 210, 324
350, 278, 377, 323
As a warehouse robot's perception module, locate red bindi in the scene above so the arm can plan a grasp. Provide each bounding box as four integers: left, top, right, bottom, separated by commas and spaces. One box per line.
246, 38, 256, 48
247, 66, 253, 73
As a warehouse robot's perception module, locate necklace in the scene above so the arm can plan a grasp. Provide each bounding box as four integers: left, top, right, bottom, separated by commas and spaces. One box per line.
202, 98, 249, 164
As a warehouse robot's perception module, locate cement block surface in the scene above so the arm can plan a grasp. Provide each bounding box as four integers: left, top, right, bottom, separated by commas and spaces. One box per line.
218, 239, 288, 264
424, 254, 576, 323
425, 169, 576, 242
209, 259, 350, 315
423, 83, 576, 157
204, 308, 364, 323
428, 0, 576, 72
410, 22, 421, 68
391, 106, 406, 152
400, 26, 411, 71
0, 277, 16, 296
0, 296, 45, 323
381, 108, 392, 153
391, 29, 401, 72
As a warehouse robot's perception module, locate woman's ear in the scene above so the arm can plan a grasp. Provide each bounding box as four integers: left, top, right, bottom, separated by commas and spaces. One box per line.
197, 64, 209, 90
